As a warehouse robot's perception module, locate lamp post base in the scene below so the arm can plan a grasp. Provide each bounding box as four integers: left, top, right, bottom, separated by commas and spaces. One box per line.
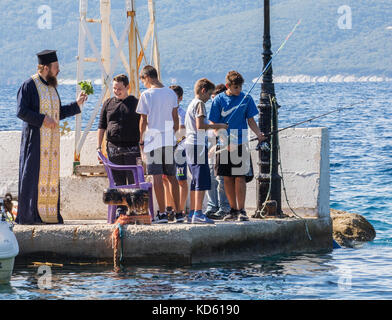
254, 173, 283, 218
253, 201, 283, 218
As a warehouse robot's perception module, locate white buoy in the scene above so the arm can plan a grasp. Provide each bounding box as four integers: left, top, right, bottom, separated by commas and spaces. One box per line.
0, 217, 19, 284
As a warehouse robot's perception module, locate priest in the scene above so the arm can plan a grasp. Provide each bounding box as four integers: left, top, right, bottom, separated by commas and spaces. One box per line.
16, 50, 87, 224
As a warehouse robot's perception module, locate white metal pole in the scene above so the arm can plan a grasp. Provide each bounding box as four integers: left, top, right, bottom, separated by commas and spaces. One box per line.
148, 0, 161, 79
127, 0, 139, 97
74, 0, 88, 163
76, 17, 132, 155
101, 0, 111, 101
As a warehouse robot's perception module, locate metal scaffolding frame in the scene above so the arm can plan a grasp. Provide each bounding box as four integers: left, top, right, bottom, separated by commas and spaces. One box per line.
74, 0, 161, 164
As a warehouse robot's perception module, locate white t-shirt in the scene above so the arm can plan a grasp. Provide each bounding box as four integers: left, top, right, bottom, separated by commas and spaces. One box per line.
185, 98, 208, 146
136, 87, 178, 152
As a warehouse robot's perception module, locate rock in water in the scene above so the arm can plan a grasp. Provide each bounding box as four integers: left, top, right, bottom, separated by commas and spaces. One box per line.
330, 209, 376, 247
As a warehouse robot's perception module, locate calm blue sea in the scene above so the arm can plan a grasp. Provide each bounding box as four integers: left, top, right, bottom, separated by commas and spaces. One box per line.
0, 80, 391, 300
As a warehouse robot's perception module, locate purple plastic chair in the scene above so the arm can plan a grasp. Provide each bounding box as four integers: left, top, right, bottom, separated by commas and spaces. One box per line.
98, 151, 154, 224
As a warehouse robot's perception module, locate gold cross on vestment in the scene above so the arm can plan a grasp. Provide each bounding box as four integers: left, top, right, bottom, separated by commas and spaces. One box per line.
60, 121, 71, 136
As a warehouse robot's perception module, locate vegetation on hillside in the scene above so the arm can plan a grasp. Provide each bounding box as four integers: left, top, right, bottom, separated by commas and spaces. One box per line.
0, 0, 391, 83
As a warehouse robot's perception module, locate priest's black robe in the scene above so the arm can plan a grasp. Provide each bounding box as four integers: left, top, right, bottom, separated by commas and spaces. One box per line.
16, 76, 81, 224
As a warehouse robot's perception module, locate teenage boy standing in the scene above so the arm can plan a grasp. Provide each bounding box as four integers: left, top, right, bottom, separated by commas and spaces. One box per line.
205, 84, 231, 220
162, 85, 189, 221
185, 78, 228, 224
97, 74, 140, 217
136, 65, 182, 223
209, 71, 266, 221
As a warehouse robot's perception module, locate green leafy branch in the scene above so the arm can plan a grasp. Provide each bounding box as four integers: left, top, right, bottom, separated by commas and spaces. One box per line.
78, 81, 94, 95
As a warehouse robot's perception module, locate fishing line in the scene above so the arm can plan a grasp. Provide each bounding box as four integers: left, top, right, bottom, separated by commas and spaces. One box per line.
268, 95, 312, 240
249, 100, 363, 143
224, 19, 302, 125
214, 100, 360, 156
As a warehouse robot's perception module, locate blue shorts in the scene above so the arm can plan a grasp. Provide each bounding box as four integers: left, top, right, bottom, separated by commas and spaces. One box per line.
188, 163, 211, 191
186, 144, 211, 191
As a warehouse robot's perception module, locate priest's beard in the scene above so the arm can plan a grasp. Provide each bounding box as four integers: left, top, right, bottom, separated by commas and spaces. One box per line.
47, 71, 58, 88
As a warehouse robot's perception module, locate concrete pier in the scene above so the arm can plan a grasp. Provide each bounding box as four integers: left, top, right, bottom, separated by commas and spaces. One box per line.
13, 217, 332, 265
1, 127, 332, 265
1, 128, 330, 219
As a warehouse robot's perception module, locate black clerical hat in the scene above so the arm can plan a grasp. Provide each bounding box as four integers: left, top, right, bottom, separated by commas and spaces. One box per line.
36, 50, 58, 65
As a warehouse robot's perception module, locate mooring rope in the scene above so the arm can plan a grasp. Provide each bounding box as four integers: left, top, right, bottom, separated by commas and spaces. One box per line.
268, 95, 312, 240
253, 94, 275, 219
112, 215, 135, 271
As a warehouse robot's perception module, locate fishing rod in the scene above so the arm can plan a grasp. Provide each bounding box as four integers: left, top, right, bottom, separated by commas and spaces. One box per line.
213, 100, 363, 155
208, 19, 302, 157
249, 100, 364, 143
224, 19, 302, 125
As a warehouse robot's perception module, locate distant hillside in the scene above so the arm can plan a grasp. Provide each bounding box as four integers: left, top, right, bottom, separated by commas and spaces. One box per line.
0, 0, 391, 84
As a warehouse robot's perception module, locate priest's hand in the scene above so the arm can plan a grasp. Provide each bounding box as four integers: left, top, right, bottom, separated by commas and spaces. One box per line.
43, 115, 58, 129
77, 91, 88, 107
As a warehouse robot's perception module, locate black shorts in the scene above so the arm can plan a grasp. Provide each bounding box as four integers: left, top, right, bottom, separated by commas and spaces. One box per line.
107, 142, 141, 185
215, 144, 251, 177
145, 146, 176, 176
175, 149, 188, 181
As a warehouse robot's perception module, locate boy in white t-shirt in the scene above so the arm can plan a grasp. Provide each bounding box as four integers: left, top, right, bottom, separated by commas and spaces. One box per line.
136, 65, 182, 223
185, 78, 228, 224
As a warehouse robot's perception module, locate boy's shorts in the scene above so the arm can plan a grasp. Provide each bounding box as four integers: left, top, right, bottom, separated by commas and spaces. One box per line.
188, 163, 211, 191
215, 144, 251, 177
146, 146, 176, 176
186, 144, 211, 191
175, 149, 187, 181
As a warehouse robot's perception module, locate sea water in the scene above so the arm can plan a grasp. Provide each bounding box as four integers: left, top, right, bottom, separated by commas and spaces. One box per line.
0, 81, 391, 300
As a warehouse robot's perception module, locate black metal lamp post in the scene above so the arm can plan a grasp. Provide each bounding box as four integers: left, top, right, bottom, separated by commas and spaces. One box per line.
254, 0, 282, 218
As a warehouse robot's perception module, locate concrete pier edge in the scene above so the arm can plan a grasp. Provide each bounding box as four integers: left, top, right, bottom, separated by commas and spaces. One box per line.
2, 128, 332, 265
13, 217, 333, 266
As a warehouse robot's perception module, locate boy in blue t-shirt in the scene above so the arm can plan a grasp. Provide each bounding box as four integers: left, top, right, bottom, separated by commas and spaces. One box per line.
209, 70, 266, 221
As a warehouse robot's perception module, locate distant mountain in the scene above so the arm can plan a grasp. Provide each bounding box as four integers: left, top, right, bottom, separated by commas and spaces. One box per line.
0, 0, 391, 84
